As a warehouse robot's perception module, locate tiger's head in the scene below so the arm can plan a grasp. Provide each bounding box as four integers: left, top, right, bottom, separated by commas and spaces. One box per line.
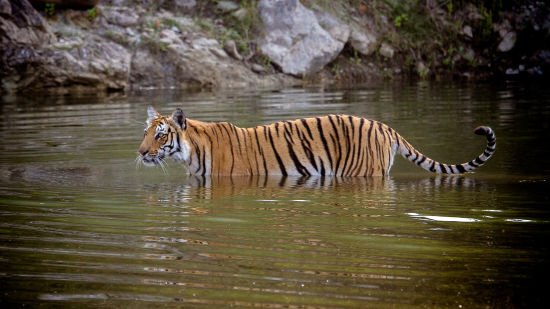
138, 106, 190, 167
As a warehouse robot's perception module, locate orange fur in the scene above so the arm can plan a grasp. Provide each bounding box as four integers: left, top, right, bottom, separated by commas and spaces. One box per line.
138, 108, 495, 176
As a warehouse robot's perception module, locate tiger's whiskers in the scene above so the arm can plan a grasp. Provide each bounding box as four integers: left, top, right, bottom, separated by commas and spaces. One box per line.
158, 158, 168, 174
135, 155, 143, 169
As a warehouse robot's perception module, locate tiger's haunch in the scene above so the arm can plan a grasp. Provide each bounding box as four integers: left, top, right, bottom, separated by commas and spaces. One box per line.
138, 107, 495, 176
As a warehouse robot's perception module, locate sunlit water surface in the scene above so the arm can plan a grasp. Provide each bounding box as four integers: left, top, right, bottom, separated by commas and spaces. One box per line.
1, 81, 549, 308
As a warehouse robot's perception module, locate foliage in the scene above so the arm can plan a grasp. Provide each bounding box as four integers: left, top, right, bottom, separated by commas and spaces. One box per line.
45, 3, 55, 16
87, 7, 97, 21
393, 13, 408, 27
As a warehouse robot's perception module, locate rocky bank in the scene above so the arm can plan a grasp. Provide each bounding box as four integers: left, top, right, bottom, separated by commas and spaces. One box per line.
1, 0, 549, 94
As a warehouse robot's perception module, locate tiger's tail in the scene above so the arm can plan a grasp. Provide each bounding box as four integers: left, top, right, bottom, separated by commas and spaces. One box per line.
396, 126, 496, 174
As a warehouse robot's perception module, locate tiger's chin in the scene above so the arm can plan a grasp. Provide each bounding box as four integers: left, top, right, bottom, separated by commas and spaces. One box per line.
141, 159, 158, 167
138, 155, 164, 167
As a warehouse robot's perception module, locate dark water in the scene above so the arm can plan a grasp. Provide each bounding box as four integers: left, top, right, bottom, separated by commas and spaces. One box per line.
1, 81, 549, 308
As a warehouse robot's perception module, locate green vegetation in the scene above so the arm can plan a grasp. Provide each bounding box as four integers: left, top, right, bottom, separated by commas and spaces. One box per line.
87, 7, 97, 21
45, 3, 55, 16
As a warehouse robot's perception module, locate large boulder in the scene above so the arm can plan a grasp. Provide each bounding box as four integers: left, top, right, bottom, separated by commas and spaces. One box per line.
1, 0, 296, 93
258, 0, 347, 77
1, 0, 131, 92
349, 24, 378, 56
0, 0, 55, 46
131, 32, 292, 89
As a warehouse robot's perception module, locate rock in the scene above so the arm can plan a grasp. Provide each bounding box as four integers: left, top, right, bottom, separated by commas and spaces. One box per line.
232, 8, 248, 21
217, 1, 239, 12
462, 48, 475, 62
313, 8, 350, 44
505, 67, 519, 75
494, 19, 512, 38
465, 3, 482, 22
0, 0, 11, 14
29, 0, 100, 9
0, 0, 56, 46
131, 37, 293, 89
349, 24, 378, 56
191, 37, 228, 59
416, 61, 429, 77
1, 0, 297, 93
251, 63, 266, 73
103, 7, 139, 27
174, 0, 196, 10
462, 25, 473, 39
2, 39, 131, 92
379, 42, 394, 58
223, 39, 242, 60
160, 29, 183, 45
497, 31, 516, 53
258, 0, 346, 77
48, 41, 131, 90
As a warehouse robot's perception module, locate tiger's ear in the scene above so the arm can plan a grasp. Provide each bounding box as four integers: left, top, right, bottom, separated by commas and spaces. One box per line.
147, 106, 159, 121
172, 108, 186, 130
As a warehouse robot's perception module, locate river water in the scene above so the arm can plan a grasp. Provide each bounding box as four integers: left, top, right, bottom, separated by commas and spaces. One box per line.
1, 81, 549, 308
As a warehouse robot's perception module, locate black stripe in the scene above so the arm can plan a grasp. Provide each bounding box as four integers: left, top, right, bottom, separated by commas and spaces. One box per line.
319, 157, 326, 175
253, 127, 268, 175
377, 122, 385, 135
366, 121, 375, 175
300, 119, 313, 139
284, 134, 309, 176
439, 163, 448, 174
268, 128, 287, 176
372, 125, 384, 171
410, 151, 419, 162
352, 118, 365, 175
283, 121, 293, 137
263, 125, 268, 141
316, 117, 334, 172
456, 164, 466, 173
201, 145, 207, 177
345, 116, 359, 176
209, 126, 219, 140
220, 124, 235, 174
475, 157, 484, 165
353, 120, 367, 176
416, 156, 426, 166
232, 124, 243, 155
429, 161, 436, 172
193, 141, 202, 174
246, 129, 259, 174
340, 117, 352, 176
203, 130, 214, 176
487, 141, 496, 147
295, 123, 318, 172
327, 115, 343, 174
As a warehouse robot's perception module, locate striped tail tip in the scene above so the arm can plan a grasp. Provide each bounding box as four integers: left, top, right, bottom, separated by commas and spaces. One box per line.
398, 126, 496, 174
452, 126, 496, 173
474, 126, 493, 136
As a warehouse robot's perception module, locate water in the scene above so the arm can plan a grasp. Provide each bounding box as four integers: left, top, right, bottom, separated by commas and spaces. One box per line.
1, 81, 549, 308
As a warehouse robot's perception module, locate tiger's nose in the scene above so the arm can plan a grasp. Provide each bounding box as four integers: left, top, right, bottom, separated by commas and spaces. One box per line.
139, 148, 148, 156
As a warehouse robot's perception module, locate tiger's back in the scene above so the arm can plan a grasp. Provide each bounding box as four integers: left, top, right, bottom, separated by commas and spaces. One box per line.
242, 115, 397, 176
139, 107, 496, 176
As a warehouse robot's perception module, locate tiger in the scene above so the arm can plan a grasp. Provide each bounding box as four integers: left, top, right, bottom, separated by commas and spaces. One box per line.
137, 106, 496, 177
